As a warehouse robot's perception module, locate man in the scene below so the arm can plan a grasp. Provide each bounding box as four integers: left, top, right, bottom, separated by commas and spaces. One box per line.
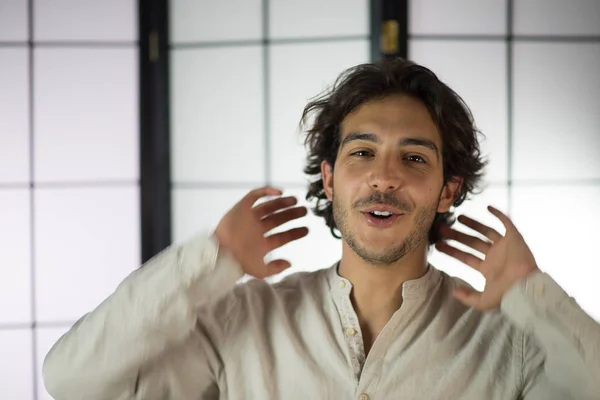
43, 59, 600, 399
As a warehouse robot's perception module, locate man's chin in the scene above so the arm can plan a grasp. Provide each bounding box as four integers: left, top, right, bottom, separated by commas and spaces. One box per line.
354, 239, 406, 259
355, 247, 406, 266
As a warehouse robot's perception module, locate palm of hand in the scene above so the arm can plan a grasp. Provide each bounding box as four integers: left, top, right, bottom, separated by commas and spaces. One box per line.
215, 187, 309, 279
436, 206, 538, 311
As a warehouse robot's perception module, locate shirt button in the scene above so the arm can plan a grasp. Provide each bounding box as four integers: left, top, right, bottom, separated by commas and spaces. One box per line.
338, 280, 346, 289
345, 327, 357, 337
359, 394, 369, 400
528, 283, 545, 297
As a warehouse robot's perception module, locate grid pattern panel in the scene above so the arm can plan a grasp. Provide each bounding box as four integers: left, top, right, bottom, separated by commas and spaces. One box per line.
408, 0, 600, 319
169, 0, 370, 272
0, 2, 140, 398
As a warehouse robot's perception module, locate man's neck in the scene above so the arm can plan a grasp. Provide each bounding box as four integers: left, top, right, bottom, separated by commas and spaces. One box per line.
337, 241, 430, 353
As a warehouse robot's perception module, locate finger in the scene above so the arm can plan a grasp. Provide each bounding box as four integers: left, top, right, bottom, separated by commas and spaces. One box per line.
261, 206, 308, 232
453, 287, 483, 309
435, 241, 483, 271
243, 186, 283, 207
438, 225, 491, 254
456, 215, 502, 242
254, 196, 298, 218
264, 259, 292, 277
266, 227, 309, 251
487, 206, 517, 232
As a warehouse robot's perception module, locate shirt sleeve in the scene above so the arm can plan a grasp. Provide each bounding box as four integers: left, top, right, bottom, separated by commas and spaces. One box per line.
500, 270, 600, 400
42, 232, 245, 400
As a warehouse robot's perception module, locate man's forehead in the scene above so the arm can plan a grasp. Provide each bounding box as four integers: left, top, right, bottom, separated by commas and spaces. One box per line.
341, 95, 437, 129
340, 108, 441, 145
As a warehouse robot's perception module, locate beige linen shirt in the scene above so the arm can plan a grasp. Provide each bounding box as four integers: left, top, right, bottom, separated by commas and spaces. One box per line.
42, 232, 600, 400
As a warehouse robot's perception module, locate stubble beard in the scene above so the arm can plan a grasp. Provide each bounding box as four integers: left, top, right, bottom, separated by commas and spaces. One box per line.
332, 190, 439, 266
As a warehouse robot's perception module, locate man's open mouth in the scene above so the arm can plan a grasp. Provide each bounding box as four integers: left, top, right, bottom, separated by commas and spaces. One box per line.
368, 210, 394, 219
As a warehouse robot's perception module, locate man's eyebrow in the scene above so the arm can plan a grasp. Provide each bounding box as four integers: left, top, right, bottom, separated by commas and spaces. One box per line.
399, 137, 440, 157
340, 132, 380, 147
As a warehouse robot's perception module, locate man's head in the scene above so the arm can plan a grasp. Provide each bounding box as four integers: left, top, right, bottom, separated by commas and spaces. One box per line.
302, 58, 486, 266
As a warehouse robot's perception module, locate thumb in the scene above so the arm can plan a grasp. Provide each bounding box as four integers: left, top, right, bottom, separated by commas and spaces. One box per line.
453, 287, 483, 309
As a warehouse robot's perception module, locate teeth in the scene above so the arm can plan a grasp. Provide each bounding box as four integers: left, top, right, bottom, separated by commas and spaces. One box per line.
371, 211, 392, 216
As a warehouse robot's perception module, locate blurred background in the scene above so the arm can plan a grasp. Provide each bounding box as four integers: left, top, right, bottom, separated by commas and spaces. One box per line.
1, 0, 599, 398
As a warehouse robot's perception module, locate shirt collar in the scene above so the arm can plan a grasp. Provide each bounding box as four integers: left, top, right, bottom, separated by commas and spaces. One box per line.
326, 261, 442, 299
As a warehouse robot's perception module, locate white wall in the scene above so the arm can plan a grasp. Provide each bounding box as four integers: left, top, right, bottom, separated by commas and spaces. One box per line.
409, 0, 600, 319
0, 1, 139, 399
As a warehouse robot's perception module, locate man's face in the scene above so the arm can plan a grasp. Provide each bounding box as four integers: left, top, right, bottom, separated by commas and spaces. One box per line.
321, 94, 458, 265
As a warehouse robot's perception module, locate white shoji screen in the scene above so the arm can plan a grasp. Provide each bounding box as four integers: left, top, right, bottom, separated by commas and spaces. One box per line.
0, 1, 140, 399
169, 0, 370, 281
409, 0, 600, 319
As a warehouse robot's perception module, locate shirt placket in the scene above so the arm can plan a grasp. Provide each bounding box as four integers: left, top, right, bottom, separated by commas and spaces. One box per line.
333, 277, 367, 384
341, 293, 366, 381
328, 265, 438, 399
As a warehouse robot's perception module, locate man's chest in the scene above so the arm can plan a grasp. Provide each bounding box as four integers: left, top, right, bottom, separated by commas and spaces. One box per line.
219, 305, 522, 400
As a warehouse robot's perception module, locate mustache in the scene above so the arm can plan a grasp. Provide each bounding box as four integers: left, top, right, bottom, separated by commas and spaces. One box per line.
354, 191, 412, 212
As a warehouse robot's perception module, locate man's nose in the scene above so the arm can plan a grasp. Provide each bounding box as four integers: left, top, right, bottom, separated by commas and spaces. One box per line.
368, 157, 403, 192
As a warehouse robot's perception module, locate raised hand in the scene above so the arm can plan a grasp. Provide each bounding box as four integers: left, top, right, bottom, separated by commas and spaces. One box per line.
435, 206, 539, 311
214, 187, 309, 279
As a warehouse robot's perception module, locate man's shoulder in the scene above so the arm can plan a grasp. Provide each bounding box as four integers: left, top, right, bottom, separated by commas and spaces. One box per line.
435, 269, 526, 337
235, 266, 333, 300
202, 266, 334, 339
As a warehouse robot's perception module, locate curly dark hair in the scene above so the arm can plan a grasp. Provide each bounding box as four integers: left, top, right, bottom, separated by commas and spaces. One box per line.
301, 57, 487, 245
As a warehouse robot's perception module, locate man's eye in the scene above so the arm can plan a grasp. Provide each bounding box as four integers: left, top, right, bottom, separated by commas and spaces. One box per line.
406, 155, 426, 163
351, 150, 372, 157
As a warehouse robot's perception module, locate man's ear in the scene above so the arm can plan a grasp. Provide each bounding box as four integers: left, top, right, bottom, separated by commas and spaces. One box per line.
321, 160, 334, 201
437, 176, 463, 213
